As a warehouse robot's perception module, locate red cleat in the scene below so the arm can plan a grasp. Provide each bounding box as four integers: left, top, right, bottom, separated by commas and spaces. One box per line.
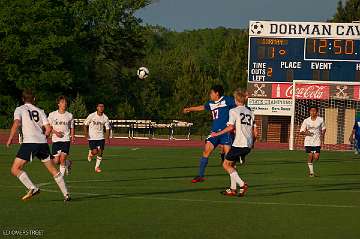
221, 188, 237, 197
238, 183, 248, 197
191, 176, 205, 183
95, 167, 102, 173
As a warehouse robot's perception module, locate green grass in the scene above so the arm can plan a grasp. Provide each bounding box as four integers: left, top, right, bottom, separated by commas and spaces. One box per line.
0, 145, 359, 239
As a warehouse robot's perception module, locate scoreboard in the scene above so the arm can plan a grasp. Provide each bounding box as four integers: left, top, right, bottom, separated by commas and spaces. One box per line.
248, 21, 360, 83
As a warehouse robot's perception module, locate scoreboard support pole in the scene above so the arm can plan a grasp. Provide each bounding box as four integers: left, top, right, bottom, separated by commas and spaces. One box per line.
289, 81, 296, 151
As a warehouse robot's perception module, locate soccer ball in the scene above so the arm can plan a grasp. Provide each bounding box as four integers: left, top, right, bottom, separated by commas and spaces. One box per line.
250, 22, 264, 35
137, 67, 149, 80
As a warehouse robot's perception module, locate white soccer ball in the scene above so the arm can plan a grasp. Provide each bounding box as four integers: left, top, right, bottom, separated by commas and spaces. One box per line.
137, 67, 149, 80
250, 22, 264, 35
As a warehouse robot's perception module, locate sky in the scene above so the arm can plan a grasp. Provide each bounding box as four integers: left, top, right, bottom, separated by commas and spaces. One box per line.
135, 0, 343, 31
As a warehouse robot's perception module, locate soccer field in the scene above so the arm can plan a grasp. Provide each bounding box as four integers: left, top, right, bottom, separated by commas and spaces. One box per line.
0, 145, 359, 239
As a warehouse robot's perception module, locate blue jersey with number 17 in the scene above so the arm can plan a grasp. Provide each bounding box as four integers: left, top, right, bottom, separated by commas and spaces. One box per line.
204, 96, 236, 132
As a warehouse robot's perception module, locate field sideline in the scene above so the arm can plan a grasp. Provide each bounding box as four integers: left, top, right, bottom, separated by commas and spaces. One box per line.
0, 145, 359, 239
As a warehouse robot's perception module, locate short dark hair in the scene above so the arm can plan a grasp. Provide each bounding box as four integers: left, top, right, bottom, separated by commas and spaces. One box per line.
309, 106, 318, 112
57, 95, 68, 104
97, 102, 104, 107
22, 90, 35, 103
210, 85, 224, 97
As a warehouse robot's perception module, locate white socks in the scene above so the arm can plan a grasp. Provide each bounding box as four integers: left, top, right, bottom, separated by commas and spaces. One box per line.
308, 163, 314, 174
59, 165, 66, 175
230, 175, 236, 190
230, 171, 245, 188
95, 156, 102, 169
54, 172, 69, 196
17, 171, 37, 190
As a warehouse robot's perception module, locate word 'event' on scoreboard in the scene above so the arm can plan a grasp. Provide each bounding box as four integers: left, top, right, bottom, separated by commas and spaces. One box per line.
248, 21, 360, 83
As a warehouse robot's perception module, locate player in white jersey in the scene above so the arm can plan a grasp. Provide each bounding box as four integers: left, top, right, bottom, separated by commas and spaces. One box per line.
300, 106, 326, 177
48, 96, 75, 176
211, 89, 257, 197
6, 90, 70, 201
84, 103, 110, 173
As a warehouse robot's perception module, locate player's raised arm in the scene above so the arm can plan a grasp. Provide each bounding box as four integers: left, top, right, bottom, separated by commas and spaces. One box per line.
6, 119, 21, 148
182, 105, 205, 114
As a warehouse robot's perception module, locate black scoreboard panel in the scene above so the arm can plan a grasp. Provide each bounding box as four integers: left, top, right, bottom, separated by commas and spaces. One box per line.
248, 37, 360, 82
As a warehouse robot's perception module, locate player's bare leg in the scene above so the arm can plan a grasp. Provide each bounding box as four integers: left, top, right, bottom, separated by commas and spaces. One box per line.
95, 147, 103, 173
222, 159, 248, 197
11, 158, 40, 201
42, 158, 70, 201
192, 142, 214, 183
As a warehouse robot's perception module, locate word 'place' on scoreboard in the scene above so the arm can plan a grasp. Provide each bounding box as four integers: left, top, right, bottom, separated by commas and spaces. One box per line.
248, 21, 360, 83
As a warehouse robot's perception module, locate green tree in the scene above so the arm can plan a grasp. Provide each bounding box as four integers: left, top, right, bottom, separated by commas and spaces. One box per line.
333, 0, 360, 22
68, 93, 88, 118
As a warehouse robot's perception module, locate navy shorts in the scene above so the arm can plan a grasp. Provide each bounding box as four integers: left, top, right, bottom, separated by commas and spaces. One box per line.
16, 143, 51, 162
89, 139, 105, 150
305, 146, 321, 154
52, 141, 71, 156
206, 133, 233, 147
226, 147, 251, 162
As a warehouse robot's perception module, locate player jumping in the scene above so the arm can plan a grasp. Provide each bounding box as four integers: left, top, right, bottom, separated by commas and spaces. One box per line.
183, 85, 236, 183
48, 96, 75, 176
300, 106, 326, 177
6, 90, 70, 201
349, 112, 360, 155
211, 89, 257, 197
84, 103, 110, 173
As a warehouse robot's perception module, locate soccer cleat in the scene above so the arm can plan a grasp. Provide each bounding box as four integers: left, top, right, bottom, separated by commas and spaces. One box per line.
21, 188, 40, 201
65, 160, 72, 176
238, 183, 248, 197
95, 167, 102, 173
191, 176, 205, 183
221, 188, 237, 197
64, 194, 71, 202
309, 173, 319, 178
87, 150, 92, 162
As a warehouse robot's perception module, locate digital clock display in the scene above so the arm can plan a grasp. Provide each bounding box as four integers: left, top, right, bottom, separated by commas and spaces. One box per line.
248, 37, 360, 82
305, 38, 360, 61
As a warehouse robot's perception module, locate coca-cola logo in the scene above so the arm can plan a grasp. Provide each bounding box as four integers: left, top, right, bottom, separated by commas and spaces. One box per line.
285, 84, 329, 99
272, 83, 330, 99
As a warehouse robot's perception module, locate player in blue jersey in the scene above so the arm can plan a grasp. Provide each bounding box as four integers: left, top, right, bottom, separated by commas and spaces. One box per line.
349, 112, 360, 155
183, 85, 236, 183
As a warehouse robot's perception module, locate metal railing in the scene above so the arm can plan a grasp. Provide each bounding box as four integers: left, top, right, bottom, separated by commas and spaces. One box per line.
74, 119, 193, 140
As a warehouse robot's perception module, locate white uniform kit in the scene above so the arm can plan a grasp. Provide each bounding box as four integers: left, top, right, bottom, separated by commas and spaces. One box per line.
226, 105, 255, 162
300, 116, 326, 153
15, 103, 51, 162
84, 112, 110, 150
48, 110, 74, 156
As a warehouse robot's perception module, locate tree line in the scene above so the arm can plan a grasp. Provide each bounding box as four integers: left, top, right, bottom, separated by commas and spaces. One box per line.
0, 0, 358, 134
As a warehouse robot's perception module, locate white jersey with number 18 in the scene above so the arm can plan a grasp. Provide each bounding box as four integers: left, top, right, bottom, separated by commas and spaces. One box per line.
227, 105, 255, 148
14, 103, 49, 144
